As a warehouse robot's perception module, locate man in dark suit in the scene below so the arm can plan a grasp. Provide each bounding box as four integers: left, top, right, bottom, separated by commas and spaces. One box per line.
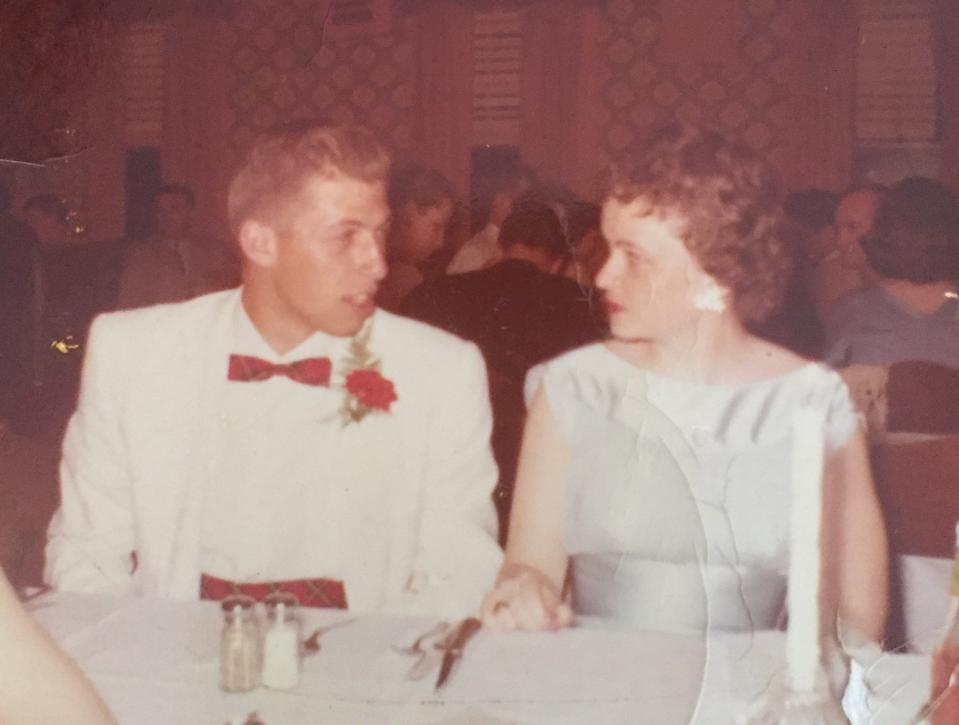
401, 200, 605, 538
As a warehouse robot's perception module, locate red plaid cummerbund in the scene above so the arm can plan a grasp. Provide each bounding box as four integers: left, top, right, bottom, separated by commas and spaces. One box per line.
199, 573, 348, 609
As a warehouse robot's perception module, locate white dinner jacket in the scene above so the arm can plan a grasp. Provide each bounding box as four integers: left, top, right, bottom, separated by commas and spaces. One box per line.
45, 289, 502, 618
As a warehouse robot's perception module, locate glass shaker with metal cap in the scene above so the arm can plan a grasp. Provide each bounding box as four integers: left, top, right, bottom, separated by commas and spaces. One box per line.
261, 591, 301, 690
219, 594, 260, 692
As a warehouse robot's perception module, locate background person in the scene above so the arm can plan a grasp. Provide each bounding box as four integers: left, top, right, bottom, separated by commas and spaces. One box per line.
116, 183, 240, 310
377, 164, 455, 310
825, 177, 959, 368
402, 200, 604, 537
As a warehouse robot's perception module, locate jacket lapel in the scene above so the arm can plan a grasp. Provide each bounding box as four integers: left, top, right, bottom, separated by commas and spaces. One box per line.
153, 290, 240, 598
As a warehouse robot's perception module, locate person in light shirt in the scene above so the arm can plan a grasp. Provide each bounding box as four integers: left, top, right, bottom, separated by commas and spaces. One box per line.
481, 127, 888, 642
834, 184, 885, 284
116, 184, 240, 311
825, 177, 959, 368
45, 122, 502, 618
806, 186, 886, 325
377, 163, 456, 309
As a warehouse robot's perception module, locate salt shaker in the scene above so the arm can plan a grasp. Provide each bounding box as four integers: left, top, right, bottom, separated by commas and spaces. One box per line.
220, 594, 260, 692
261, 592, 301, 690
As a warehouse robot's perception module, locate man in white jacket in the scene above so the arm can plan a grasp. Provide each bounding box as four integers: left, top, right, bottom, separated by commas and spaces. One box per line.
45, 122, 502, 618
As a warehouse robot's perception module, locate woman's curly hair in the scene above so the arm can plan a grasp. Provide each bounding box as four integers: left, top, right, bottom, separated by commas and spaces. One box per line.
604, 126, 792, 323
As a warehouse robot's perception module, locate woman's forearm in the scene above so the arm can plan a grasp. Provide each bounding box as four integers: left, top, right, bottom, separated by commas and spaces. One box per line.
0, 575, 116, 725
838, 516, 889, 643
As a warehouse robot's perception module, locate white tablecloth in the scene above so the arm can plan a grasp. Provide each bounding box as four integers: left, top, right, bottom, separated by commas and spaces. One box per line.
31, 593, 930, 725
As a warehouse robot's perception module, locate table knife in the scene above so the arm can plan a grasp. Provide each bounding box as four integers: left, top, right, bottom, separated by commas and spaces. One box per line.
434, 617, 482, 691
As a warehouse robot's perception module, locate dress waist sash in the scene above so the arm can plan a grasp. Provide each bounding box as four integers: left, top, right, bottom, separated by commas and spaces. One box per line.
571, 552, 786, 634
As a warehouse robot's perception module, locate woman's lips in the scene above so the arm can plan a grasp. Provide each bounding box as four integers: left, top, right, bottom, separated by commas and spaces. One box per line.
605, 301, 624, 315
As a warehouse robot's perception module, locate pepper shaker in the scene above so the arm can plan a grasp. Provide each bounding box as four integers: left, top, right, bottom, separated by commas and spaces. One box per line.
219, 594, 260, 692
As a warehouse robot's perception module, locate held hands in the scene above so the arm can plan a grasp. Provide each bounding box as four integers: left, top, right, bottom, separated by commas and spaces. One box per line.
480, 563, 573, 632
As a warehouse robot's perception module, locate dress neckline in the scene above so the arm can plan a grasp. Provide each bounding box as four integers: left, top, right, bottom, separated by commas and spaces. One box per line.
599, 342, 818, 391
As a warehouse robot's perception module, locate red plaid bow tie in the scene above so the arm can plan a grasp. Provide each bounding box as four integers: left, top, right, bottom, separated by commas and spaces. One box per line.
227, 354, 332, 387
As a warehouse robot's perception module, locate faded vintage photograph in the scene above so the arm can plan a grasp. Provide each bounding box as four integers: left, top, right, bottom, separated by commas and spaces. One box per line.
0, 0, 957, 723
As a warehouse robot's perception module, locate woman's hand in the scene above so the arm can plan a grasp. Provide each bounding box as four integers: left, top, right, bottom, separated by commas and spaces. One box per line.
480, 563, 573, 632
484, 389, 572, 632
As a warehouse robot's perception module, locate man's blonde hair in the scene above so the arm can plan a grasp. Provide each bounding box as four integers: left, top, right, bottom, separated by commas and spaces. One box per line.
227, 121, 390, 238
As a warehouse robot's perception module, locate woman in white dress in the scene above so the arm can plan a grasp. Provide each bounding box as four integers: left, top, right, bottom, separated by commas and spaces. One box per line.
480, 127, 888, 641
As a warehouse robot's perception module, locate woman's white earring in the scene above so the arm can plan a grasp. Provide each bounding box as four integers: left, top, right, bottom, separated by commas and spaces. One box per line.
692, 284, 728, 312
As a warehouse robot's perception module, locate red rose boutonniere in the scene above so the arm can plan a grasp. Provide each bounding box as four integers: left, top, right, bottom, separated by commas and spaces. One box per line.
340, 320, 397, 425
346, 369, 397, 411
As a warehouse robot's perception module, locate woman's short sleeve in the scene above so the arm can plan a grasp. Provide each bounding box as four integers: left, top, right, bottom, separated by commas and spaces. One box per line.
524, 358, 578, 443
823, 369, 862, 453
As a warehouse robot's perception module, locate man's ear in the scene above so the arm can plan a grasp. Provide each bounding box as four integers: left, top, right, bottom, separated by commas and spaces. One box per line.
237, 220, 278, 268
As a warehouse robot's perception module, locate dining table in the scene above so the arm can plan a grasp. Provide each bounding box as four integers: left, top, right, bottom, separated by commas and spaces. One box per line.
30, 591, 932, 724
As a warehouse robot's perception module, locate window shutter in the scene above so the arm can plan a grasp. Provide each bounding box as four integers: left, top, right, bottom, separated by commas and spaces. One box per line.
856, 0, 938, 144
472, 9, 522, 146
123, 22, 165, 147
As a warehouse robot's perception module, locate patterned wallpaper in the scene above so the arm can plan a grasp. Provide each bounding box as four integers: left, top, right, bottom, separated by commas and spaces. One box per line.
222, 0, 805, 185
223, 0, 415, 158
595, 0, 795, 175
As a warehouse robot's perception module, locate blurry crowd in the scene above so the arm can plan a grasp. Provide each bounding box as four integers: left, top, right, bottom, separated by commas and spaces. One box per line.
0, 184, 240, 443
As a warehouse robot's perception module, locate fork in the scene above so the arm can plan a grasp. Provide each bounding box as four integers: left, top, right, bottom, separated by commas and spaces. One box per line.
392, 621, 450, 657
17, 584, 52, 604
18, 585, 54, 612
300, 617, 355, 657
392, 621, 450, 680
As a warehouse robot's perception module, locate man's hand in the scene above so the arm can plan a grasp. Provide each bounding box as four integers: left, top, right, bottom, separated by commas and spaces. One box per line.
480, 563, 572, 632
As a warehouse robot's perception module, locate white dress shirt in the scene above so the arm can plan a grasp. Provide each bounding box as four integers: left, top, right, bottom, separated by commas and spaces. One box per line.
199, 304, 390, 585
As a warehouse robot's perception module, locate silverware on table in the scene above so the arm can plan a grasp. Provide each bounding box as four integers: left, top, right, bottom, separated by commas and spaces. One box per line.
300, 618, 355, 657
17, 584, 52, 604
393, 621, 451, 681
434, 617, 483, 691
18, 585, 54, 612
